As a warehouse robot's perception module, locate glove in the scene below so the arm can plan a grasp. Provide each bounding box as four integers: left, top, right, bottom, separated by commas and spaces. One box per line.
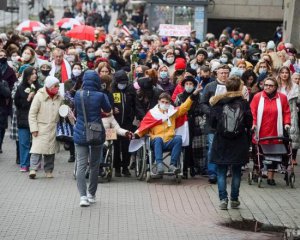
134, 133, 140, 139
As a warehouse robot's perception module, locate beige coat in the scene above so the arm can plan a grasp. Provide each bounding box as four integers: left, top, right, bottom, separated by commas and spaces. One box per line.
29, 88, 63, 154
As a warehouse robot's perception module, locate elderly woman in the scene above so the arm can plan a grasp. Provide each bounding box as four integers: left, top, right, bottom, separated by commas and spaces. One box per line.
28, 76, 63, 179
277, 66, 300, 165
251, 76, 291, 185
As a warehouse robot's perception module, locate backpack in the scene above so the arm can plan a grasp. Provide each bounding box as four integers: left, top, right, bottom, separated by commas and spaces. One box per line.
218, 101, 245, 139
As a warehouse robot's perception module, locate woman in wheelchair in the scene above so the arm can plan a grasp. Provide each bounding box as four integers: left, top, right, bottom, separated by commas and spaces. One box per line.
250, 76, 291, 185
134, 84, 202, 175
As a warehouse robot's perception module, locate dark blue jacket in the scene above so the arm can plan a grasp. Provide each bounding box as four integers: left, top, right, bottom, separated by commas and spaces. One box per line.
73, 70, 111, 145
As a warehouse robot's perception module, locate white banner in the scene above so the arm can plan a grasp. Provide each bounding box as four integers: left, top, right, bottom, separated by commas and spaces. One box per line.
158, 24, 191, 37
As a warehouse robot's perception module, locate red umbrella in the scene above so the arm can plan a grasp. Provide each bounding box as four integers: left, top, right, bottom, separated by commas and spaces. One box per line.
66, 25, 95, 41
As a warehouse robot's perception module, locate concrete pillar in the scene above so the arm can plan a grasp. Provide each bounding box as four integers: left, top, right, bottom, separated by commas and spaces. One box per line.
19, 0, 29, 21
283, 0, 300, 50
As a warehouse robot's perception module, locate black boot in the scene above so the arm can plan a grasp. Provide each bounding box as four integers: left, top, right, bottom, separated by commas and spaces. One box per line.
68, 155, 75, 162
122, 167, 131, 177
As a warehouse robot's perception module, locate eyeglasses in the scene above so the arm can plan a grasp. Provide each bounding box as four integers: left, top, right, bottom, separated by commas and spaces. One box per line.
264, 84, 275, 88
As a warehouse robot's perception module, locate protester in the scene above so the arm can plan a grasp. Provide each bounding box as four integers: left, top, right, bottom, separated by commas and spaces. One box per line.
28, 76, 63, 179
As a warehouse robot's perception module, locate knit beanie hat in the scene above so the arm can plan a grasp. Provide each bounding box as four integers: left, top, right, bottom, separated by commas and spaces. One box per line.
175, 58, 186, 71
114, 70, 128, 83
266, 40, 276, 50
44, 76, 59, 88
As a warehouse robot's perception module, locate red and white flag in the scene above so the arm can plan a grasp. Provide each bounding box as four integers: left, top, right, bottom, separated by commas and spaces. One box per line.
122, 25, 131, 37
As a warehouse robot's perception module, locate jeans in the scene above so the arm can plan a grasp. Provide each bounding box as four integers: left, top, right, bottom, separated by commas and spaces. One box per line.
75, 144, 103, 197
151, 136, 182, 166
18, 128, 31, 168
217, 164, 242, 201
207, 133, 217, 178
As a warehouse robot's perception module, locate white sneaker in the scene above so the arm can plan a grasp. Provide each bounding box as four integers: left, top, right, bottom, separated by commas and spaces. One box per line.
87, 193, 96, 204
80, 196, 90, 207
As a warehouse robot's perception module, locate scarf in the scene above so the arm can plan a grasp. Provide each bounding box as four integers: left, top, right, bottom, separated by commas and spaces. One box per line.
50, 59, 71, 83
257, 92, 283, 139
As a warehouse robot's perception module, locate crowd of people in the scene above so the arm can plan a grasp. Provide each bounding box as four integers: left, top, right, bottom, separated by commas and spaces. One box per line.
0, 4, 299, 208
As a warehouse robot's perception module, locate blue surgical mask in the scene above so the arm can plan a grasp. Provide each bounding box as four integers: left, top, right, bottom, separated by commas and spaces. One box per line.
220, 57, 228, 63
139, 52, 147, 60
236, 52, 242, 58
259, 68, 267, 74
185, 86, 194, 93
117, 83, 127, 90
87, 52, 95, 60
120, 44, 126, 49
160, 71, 168, 79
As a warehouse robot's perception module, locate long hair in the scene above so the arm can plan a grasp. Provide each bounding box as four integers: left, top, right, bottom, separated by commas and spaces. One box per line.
277, 66, 292, 91
22, 66, 36, 86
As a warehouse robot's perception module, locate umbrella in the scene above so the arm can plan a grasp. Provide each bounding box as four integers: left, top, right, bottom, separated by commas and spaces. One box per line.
16, 20, 46, 32
56, 18, 82, 29
66, 25, 95, 41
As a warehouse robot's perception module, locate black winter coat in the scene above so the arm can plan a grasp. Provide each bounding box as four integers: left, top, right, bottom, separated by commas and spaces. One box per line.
15, 82, 41, 128
209, 92, 252, 165
112, 84, 136, 128
0, 80, 11, 129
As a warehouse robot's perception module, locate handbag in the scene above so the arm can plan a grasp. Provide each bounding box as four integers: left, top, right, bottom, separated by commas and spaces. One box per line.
80, 90, 105, 145
56, 117, 74, 142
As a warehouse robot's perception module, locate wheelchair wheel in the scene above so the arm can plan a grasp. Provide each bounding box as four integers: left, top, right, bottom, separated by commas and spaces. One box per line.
135, 144, 146, 180
284, 172, 289, 186
289, 173, 295, 188
248, 172, 252, 185
145, 171, 151, 183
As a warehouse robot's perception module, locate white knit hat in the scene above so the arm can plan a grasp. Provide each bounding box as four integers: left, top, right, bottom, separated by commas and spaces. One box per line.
266, 40, 276, 50
44, 76, 59, 88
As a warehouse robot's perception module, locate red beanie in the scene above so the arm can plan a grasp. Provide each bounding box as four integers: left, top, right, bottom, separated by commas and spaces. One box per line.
175, 58, 186, 71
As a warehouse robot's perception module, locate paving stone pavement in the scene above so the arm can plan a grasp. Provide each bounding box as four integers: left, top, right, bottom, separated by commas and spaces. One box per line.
0, 135, 294, 240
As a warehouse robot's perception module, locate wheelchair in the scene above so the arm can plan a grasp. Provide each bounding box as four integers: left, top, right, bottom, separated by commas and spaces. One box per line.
135, 135, 184, 183
98, 140, 114, 183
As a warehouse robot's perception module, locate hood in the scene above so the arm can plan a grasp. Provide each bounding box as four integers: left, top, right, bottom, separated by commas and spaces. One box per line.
209, 91, 243, 106
82, 70, 101, 91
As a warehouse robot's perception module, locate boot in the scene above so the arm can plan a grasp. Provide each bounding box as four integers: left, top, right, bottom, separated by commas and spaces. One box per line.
68, 155, 75, 162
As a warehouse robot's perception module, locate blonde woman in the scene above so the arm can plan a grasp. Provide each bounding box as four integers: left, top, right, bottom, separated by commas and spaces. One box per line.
253, 59, 272, 76
277, 66, 300, 165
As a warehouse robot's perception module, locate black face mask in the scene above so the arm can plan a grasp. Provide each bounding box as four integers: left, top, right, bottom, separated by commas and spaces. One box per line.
0, 57, 7, 64
176, 70, 185, 75
41, 69, 50, 76
201, 77, 210, 82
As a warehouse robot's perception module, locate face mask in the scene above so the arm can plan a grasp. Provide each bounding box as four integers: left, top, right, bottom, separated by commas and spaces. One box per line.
139, 52, 147, 59
259, 68, 267, 74
65, 55, 75, 62
87, 52, 95, 60
120, 44, 126, 49
76, 48, 83, 54
118, 83, 127, 90
102, 53, 109, 59
0, 57, 7, 64
236, 52, 242, 58
41, 69, 50, 76
160, 71, 168, 79
159, 103, 170, 111
135, 72, 143, 78
11, 56, 19, 62
189, 55, 195, 60
208, 52, 214, 58
220, 57, 228, 63
152, 64, 158, 70
201, 77, 210, 82
166, 57, 174, 64
72, 69, 82, 77
261, 47, 266, 53
101, 83, 106, 89
47, 87, 59, 95
185, 85, 194, 93
22, 53, 31, 61
238, 68, 245, 75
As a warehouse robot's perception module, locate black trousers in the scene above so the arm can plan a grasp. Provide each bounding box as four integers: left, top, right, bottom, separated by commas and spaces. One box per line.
113, 136, 130, 170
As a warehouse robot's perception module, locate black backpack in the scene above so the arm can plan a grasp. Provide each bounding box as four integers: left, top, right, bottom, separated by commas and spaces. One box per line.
218, 101, 245, 139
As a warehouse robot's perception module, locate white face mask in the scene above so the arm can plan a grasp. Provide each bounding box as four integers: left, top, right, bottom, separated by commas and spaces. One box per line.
76, 48, 83, 54
11, 56, 19, 62
220, 57, 228, 63
159, 102, 170, 111
72, 69, 82, 77
166, 57, 174, 64
22, 53, 31, 62
118, 83, 127, 90
102, 53, 110, 59
185, 86, 194, 93
152, 64, 158, 69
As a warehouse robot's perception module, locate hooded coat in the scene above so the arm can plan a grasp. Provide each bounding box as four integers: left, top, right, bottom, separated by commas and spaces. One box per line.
73, 70, 111, 145
209, 91, 253, 165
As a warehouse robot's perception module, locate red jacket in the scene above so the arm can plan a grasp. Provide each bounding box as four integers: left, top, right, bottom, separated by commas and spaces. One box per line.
250, 91, 291, 143
171, 83, 184, 102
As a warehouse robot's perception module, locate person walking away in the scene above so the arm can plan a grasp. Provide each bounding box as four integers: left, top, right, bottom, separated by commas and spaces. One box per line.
209, 76, 252, 210
28, 76, 63, 179
73, 70, 111, 207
